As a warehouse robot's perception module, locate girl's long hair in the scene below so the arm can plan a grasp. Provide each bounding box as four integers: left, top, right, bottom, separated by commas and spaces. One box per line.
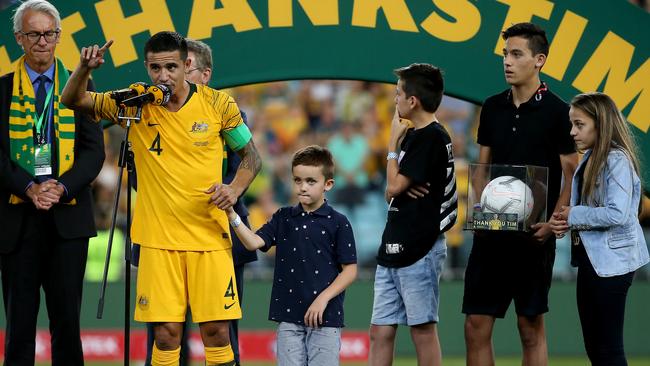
570, 92, 643, 214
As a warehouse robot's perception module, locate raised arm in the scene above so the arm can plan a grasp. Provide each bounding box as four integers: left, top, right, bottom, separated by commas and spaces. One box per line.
385, 110, 412, 201
61, 40, 113, 115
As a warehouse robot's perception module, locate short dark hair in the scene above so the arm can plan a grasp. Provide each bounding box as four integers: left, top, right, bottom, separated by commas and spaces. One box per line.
144, 31, 187, 60
393, 63, 444, 113
502, 22, 549, 57
291, 145, 335, 180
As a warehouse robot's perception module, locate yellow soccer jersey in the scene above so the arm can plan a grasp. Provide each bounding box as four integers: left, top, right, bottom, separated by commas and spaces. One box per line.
91, 83, 244, 251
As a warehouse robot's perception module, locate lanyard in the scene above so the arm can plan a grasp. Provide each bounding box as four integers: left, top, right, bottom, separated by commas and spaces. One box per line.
34, 82, 55, 145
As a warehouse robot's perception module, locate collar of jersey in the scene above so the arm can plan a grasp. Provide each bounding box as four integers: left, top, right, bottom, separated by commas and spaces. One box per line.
181, 81, 197, 108
290, 200, 333, 217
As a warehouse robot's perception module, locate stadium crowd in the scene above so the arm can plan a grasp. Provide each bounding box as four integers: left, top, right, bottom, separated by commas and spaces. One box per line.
89, 79, 650, 280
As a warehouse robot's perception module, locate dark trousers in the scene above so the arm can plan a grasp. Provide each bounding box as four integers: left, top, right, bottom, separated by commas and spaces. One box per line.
1, 211, 89, 366
577, 261, 634, 366
145, 262, 246, 365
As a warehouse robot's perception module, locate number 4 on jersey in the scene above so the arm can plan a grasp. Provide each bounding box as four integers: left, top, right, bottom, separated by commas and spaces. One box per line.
149, 132, 163, 155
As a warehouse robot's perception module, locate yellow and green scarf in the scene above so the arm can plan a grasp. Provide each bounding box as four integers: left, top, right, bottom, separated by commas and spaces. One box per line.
9, 56, 75, 204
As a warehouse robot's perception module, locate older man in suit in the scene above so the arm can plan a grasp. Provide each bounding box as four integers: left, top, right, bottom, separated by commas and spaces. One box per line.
0, 1, 104, 365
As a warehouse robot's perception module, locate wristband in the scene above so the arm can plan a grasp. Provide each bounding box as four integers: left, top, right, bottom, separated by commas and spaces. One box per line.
229, 214, 242, 228
387, 152, 398, 160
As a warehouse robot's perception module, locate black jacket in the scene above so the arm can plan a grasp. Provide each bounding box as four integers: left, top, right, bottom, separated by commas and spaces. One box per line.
0, 71, 105, 253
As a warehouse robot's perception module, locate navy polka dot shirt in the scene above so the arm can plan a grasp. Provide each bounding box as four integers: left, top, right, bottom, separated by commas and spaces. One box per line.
256, 202, 357, 327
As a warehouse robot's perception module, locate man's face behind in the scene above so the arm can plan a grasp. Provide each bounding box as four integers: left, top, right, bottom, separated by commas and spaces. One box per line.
145, 50, 189, 94
185, 51, 211, 85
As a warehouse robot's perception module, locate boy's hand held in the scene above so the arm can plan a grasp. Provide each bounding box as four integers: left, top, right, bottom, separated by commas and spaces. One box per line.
224, 206, 236, 219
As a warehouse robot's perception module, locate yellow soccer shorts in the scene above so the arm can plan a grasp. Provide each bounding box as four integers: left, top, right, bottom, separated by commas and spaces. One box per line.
135, 246, 242, 323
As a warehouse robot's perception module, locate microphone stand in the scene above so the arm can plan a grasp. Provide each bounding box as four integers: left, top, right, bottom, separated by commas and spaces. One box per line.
97, 104, 142, 366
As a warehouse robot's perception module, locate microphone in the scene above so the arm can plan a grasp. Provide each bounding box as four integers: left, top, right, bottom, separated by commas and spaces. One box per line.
121, 84, 172, 107
110, 82, 149, 102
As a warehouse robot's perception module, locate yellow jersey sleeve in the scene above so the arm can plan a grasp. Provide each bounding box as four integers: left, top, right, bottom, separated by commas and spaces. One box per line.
215, 91, 243, 131
197, 85, 244, 130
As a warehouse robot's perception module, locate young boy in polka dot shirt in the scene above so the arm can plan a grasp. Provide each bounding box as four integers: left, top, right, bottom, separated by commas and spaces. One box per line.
226, 145, 357, 366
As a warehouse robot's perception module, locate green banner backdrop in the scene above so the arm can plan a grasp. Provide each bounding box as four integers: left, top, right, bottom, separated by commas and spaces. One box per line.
1, 0, 648, 193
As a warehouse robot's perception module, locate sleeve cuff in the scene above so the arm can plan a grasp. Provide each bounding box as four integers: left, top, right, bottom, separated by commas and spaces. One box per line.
58, 182, 69, 196
57, 182, 70, 201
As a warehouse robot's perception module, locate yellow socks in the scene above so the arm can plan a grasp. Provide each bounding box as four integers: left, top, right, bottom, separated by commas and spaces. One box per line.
205, 344, 235, 365
150, 342, 234, 365
151, 342, 181, 366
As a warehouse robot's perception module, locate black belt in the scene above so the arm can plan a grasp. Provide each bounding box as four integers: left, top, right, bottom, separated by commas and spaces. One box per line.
571, 231, 583, 246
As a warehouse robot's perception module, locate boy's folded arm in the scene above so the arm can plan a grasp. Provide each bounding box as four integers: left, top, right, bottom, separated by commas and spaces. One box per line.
385, 160, 412, 198
385, 178, 409, 198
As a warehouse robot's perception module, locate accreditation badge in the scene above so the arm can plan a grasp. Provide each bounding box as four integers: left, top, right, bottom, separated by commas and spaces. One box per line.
34, 143, 53, 176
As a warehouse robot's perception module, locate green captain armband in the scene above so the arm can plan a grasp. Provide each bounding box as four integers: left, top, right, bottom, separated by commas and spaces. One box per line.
222, 123, 252, 151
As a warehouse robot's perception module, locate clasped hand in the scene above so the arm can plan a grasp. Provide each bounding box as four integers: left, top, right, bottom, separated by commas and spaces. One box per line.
549, 206, 571, 238
529, 222, 553, 242
26, 179, 64, 210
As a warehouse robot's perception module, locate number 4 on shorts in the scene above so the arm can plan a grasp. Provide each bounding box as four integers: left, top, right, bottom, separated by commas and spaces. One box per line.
224, 276, 235, 300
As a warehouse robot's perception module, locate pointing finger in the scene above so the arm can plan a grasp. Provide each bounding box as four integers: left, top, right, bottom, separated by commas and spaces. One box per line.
100, 39, 114, 52
98, 40, 114, 57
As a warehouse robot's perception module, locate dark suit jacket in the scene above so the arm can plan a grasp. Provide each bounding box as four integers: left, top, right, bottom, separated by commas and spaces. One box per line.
0, 71, 105, 254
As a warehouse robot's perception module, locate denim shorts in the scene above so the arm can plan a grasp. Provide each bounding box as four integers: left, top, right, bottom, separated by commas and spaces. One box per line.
371, 236, 447, 326
276, 322, 341, 366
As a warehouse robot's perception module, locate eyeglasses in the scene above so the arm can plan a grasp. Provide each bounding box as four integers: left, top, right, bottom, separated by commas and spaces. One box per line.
185, 67, 203, 75
18, 29, 60, 43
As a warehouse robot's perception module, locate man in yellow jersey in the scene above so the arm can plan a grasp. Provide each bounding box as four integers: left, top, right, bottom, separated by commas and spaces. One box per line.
61, 31, 261, 366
